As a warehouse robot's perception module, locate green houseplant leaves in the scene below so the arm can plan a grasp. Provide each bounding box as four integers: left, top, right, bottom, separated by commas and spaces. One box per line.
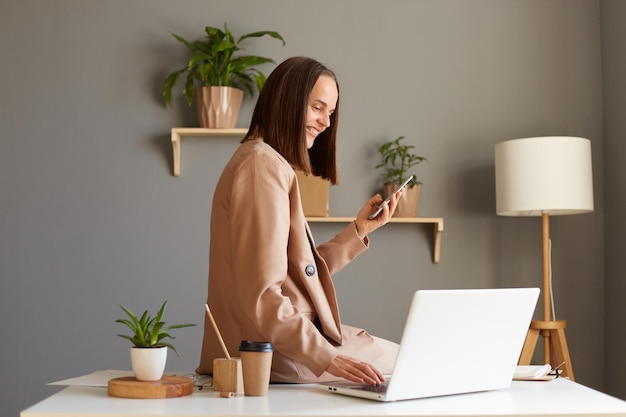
116, 300, 196, 356
163, 23, 285, 107
375, 136, 426, 187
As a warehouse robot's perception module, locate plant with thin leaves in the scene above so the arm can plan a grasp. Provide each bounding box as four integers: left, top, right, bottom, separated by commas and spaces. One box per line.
375, 136, 426, 187
163, 23, 285, 107
116, 300, 196, 356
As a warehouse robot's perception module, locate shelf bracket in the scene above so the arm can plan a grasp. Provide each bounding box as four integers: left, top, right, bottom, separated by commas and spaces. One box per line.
170, 128, 248, 176
171, 129, 181, 176
432, 219, 444, 264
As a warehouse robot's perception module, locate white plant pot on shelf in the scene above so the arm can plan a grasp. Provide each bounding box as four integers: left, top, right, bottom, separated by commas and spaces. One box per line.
130, 346, 167, 381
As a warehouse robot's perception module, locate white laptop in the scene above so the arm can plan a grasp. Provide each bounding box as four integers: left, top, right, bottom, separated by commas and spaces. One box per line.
317, 288, 539, 402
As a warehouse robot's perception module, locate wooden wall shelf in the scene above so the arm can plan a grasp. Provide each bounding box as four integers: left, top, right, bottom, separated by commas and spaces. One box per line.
171, 127, 247, 176
307, 217, 444, 264
169, 128, 443, 263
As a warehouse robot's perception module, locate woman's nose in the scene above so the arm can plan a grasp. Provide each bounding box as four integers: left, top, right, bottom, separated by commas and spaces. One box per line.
319, 112, 331, 128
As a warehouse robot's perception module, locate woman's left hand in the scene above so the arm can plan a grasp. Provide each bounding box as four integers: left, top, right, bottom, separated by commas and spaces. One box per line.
354, 189, 403, 239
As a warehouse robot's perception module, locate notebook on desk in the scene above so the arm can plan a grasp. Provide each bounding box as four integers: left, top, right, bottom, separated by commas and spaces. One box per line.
317, 288, 539, 402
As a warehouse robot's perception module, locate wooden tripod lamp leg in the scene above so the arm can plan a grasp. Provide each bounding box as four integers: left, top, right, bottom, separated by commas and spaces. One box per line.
550, 325, 575, 380
517, 213, 575, 380
518, 327, 540, 365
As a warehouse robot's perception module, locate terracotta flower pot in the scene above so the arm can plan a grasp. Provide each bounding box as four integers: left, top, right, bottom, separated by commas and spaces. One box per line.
195, 86, 244, 128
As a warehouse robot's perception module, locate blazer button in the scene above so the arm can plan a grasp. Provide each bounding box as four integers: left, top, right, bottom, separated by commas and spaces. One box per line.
305, 265, 316, 276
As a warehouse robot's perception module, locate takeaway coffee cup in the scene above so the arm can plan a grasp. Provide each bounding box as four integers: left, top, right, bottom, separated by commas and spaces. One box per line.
238, 340, 274, 396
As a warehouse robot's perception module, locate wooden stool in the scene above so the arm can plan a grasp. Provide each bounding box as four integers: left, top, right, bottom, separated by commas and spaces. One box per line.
518, 319, 574, 380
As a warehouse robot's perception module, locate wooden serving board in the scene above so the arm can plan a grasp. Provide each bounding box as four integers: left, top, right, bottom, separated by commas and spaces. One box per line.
108, 375, 193, 399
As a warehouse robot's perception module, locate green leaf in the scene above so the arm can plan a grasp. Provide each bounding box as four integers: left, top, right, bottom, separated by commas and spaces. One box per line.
158, 341, 180, 356
116, 334, 136, 343
238, 30, 285, 46
115, 319, 137, 333
155, 301, 167, 322
204, 25, 226, 40
165, 323, 197, 330
252, 72, 266, 93
138, 310, 149, 327
155, 331, 175, 344
184, 75, 195, 106
163, 69, 185, 107
119, 304, 138, 323
230, 56, 274, 70
172, 33, 195, 49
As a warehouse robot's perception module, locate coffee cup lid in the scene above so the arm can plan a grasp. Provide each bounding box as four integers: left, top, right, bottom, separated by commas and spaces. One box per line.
239, 340, 274, 352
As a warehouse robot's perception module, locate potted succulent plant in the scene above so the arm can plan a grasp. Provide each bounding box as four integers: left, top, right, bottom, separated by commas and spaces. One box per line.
162, 23, 285, 128
116, 300, 196, 381
375, 136, 427, 217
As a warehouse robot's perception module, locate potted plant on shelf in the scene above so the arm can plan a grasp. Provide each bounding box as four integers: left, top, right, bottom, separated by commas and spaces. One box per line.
375, 136, 427, 217
116, 300, 196, 381
162, 23, 285, 128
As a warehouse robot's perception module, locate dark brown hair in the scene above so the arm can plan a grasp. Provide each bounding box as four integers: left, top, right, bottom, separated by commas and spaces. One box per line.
243, 56, 339, 184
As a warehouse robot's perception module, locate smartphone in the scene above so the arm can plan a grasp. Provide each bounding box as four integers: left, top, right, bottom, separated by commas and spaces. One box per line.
368, 175, 414, 220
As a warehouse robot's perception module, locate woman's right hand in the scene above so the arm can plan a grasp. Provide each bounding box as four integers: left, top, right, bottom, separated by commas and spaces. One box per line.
325, 354, 385, 385
353, 189, 403, 239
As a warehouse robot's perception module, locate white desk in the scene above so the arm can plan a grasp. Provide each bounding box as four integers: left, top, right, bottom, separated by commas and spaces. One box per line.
21, 379, 626, 417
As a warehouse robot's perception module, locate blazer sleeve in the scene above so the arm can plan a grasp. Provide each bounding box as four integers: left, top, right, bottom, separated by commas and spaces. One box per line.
315, 222, 369, 276
228, 153, 337, 376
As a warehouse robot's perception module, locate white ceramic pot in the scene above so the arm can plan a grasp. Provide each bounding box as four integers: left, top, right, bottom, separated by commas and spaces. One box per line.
130, 346, 167, 381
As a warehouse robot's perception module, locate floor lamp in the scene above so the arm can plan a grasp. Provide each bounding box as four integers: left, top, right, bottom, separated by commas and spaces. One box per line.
494, 136, 594, 381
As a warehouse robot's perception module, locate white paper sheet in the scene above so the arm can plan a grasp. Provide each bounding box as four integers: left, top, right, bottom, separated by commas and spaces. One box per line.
48, 370, 136, 387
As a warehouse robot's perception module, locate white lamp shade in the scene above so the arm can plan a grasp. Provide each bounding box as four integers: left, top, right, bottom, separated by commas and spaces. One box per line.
495, 136, 594, 216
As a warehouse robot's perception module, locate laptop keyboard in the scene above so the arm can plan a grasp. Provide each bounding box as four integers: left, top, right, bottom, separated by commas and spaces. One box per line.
351, 382, 389, 393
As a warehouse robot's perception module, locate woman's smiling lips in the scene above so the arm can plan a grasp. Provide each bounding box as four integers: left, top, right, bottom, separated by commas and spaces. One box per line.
308, 126, 322, 138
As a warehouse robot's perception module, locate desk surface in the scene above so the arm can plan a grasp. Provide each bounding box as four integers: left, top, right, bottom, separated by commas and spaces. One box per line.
21, 379, 626, 417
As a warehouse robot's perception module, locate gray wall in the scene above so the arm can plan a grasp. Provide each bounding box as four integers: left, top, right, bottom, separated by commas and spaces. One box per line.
2, 1, 622, 415
601, 0, 626, 402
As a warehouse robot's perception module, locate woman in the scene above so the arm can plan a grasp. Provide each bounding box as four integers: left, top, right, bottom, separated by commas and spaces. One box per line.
197, 57, 401, 385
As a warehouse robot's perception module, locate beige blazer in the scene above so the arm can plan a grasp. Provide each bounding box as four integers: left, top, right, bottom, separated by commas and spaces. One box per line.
197, 139, 382, 383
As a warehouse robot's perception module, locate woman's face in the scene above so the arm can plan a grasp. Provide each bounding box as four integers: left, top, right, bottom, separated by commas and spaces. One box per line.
305, 75, 338, 149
